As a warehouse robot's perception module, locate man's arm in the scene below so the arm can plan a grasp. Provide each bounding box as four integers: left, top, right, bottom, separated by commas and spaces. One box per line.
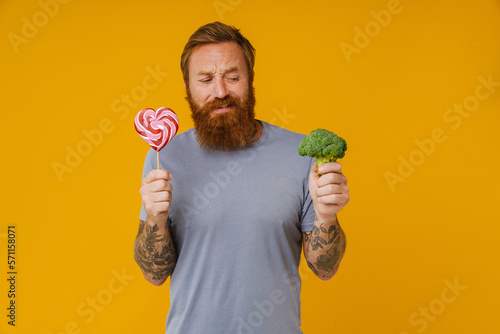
134, 168, 177, 286
303, 161, 349, 280
303, 215, 346, 280
134, 219, 177, 286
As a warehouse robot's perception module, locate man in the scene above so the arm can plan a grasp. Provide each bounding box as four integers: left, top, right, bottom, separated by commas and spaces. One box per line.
134, 22, 349, 333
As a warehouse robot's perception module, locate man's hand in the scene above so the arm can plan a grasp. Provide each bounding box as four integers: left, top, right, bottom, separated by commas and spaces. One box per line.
308, 161, 349, 222
140, 169, 173, 226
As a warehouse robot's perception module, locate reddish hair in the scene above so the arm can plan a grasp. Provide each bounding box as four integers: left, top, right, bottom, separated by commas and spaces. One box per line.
181, 22, 256, 84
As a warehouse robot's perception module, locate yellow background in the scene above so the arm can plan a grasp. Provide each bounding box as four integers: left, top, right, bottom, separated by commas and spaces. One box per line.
1, 0, 499, 333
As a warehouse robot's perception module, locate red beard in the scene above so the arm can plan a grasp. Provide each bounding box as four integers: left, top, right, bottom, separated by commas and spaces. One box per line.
186, 86, 257, 151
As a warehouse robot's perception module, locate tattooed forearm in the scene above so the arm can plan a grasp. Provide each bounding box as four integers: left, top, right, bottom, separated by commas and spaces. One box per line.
134, 220, 177, 282
304, 217, 346, 280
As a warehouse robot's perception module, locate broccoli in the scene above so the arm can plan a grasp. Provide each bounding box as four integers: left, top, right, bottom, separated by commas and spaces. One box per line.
298, 129, 347, 172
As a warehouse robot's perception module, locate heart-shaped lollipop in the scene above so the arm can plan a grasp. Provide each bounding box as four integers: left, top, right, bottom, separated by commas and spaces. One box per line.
135, 107, 179, 168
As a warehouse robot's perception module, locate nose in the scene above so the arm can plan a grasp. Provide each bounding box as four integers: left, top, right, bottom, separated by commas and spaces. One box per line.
213, 77, 229, 99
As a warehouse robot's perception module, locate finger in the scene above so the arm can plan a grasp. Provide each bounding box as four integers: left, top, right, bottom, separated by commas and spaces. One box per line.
140, 182, 172, 201
317, 172, 347, 187
316, 184, 348, 197
145, 201, 171, 217
309, 161, 320, 181
141, 191, 172, 206
142, 169, 173, 185
310, 161, 319, 174
147, 179, 173, 193
318, 162, 341, 175
317, 192, 350, 205
148, 190, 172, 203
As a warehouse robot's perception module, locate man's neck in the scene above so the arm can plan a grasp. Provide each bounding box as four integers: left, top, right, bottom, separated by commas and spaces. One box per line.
251, 120, 263, 143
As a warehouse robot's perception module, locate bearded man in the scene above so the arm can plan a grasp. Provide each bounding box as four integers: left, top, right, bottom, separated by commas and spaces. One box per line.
134, 22, 349, 334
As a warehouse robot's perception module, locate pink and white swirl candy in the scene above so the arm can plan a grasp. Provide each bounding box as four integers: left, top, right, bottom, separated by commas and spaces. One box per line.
134, 107, 179, 151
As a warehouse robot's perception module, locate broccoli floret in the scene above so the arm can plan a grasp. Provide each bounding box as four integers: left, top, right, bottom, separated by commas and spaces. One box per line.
298, 129, 347, 172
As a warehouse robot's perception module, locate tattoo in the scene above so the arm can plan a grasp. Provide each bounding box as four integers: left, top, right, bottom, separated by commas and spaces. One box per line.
304, 221, 346, 278
136, 220, 145, 238
134, 220, 176, 281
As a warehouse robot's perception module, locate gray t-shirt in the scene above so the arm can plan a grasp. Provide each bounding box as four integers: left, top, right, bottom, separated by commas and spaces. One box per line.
140, 121, 315, 334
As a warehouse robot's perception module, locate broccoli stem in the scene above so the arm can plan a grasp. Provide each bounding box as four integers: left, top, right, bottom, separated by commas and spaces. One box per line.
316, 155, 336, 171
316, 155, 335, 167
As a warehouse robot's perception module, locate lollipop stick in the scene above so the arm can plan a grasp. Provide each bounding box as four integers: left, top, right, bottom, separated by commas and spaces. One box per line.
157, 151, 160, 170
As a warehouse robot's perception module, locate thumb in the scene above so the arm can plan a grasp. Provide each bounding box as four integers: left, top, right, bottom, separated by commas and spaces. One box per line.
308, 161, 320, 202
311, 160, 318, 174
309, 160, 320, 181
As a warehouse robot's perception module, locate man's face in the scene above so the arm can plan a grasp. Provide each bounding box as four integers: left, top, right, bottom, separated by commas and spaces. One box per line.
187, 41, 250, 111
186, 41, 257, 151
